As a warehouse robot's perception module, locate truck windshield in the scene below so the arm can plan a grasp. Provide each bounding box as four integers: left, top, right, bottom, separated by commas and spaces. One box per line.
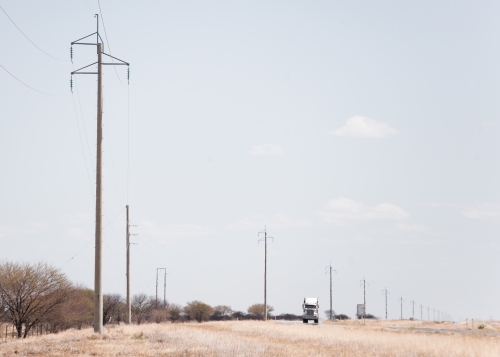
305, 305, 316, 308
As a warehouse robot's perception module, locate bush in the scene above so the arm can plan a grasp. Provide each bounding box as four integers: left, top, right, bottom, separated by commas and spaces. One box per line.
478, 324, 485, 329
184, 301, 213, 323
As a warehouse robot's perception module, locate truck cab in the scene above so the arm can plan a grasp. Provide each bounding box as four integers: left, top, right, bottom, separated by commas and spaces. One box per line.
302, 297, 319, 324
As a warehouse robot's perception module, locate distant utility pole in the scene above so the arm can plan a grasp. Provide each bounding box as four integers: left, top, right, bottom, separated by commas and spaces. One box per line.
411, 300, 415, 320
420, 304, 423, 320
399, 297, 404, 320
360, 278, 369, 318
258, 226, 273, 321
71, 15, 129, 335
427, 306, 430, 321
125, 205, 137, 324
433, 308, 435, 321
382, 288, 390, 320
156, 268, 167, 308
325, 264, 337, 320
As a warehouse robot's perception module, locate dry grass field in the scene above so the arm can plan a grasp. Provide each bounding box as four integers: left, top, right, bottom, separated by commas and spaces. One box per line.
1, 320, 499, 357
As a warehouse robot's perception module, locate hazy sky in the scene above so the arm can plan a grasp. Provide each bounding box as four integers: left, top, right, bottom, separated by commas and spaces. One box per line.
1, 0, 500, 321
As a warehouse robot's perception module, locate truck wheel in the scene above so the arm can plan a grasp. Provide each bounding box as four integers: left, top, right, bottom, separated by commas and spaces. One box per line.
303, 319, 307, 324
314, 319, 318, 324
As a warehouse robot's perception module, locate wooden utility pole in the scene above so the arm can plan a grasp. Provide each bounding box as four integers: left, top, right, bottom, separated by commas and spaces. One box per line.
258, 227, 273, 321
71, 15, 129, 335
325, 264, 336, 320
126, 205, 131, 324
399, 297, 404, 320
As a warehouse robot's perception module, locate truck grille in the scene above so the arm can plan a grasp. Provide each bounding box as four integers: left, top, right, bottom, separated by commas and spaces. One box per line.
307, 310, 315, 316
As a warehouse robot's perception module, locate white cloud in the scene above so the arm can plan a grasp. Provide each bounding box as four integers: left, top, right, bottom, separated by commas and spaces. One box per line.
461, 203, 500, 220
250, 143, 285, 156
330, 116, 398, 138
318, 198, 409, 222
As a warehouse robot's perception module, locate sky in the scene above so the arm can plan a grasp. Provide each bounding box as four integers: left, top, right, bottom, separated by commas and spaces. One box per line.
1, 0, 500, 321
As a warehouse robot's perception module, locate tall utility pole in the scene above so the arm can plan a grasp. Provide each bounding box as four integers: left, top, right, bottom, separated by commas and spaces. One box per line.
156, 268, 167, 308
325, 264, 337, 320
420, 304, 423, 320
399, 297, 404, 320
360, 278, 368, 318
411, 300, 415, 320
258, 226, 273, 321
382, 288, 390, 320
427, 306, 430, 321
126, 205, 130, 324
433, 308, 435, 321
71, 16, 129, 335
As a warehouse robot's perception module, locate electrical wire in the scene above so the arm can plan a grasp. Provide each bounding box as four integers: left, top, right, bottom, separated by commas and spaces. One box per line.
103, 206, 126, 230
136, 226, 239, 272
96, 0, 125, 84
71, 92, 95, 198
71, 71, 96, 191
102, 97, 125, 207
0, 64, 65, 95
59, 239, 93, 269
82, 0, 94, 15
0, 5, 67, 61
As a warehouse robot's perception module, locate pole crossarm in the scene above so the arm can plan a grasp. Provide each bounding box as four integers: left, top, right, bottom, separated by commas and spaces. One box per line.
71, 32, 97, 45
102, 52, 129, 65
71, 62, 98, 75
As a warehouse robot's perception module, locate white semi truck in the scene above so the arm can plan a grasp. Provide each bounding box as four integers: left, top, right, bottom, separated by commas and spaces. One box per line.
302, 297, 319, 324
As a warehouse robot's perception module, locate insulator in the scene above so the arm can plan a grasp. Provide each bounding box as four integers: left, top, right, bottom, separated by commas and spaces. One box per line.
70, 47, 73, 62
70, 77, 73, 92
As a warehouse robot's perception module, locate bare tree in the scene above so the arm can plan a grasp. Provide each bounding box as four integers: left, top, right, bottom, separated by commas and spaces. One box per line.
168, 303, 183, 323
103, 294, 123, 325
131, 294, 153, 324
45, 286, 93, 331
0, 261, 72, 338
247, 304, 274, 320
184, 301, 213, 323
211, 305, 233, 320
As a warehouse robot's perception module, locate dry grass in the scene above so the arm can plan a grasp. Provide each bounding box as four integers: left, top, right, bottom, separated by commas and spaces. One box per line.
0, 320, 499, 356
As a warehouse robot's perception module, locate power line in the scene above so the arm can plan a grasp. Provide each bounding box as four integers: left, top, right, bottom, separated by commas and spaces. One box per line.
59, 238, 93, 269
1, 64, 65, 95
96, 0, 125, 84
71, 92, 94, 198
71, 70, 95, 177
0, 5, 67, 61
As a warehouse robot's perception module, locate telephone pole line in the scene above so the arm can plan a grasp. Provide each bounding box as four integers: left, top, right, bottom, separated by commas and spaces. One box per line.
382, 288, 390, 320
156, 268, 167, 308
258, 226, 273, 321
71, 15, 129, 335
325, 264, 336, 320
